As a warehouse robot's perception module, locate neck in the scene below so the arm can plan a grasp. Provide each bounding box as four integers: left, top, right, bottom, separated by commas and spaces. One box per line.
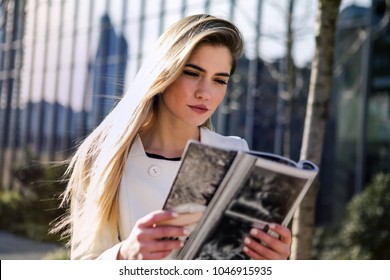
140, 123, 200, 158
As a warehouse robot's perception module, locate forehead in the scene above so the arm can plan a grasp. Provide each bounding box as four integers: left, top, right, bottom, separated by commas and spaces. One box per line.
187, 44, 232, 71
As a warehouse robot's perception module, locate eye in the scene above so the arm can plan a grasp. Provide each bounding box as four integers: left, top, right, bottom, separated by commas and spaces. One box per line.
183, 70, 199, 77
215, 79, 228, 85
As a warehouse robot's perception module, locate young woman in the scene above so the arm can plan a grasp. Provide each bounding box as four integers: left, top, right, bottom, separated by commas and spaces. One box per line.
54, 14, 292, 260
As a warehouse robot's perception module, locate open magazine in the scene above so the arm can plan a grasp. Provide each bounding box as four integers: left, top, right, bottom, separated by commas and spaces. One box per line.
162, 140, 319, 260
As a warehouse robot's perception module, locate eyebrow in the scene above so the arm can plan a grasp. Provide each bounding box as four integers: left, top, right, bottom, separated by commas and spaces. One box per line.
185, 63, 230, 77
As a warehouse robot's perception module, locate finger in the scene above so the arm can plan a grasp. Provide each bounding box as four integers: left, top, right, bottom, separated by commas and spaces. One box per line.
137, 210, 179, 228
242, 245, 267, 260
248, 228, 290, 259
143, 239, 184, 253
268, 224, 292, 245
137, 239, 184, 260
244, 235, 279, 260
138, 226, 189, 240
142, 251, 173, 260
156, 212, 203, 226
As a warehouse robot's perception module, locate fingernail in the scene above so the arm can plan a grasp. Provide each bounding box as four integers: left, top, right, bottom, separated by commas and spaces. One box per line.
244, 237, 251, 245
250, 228, 258, 236
180, 241, 185, 247
171, 212, 179, 217
269, 223, 276, 229
183, 228, 190, 235
243, 246, 249, 252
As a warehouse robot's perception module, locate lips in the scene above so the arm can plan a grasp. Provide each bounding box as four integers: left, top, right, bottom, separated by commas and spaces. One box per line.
189, 104, 208, 114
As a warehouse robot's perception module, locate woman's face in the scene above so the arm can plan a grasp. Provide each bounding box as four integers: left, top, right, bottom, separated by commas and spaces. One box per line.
159, 44, 232, 127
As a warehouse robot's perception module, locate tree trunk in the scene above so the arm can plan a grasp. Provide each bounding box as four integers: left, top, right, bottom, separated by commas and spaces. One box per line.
284, 0, 296, 159
290, 0, 341, 259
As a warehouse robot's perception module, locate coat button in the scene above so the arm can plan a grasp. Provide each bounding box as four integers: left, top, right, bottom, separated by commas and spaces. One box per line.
148, 165, 160, 177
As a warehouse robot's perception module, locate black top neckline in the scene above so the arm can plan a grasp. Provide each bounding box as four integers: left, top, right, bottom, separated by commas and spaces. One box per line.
145, 152, 181, 161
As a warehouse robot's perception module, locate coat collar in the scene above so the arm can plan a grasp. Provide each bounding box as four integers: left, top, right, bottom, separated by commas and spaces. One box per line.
129, 135, 146, 157
130, 127, 215, 157
200, 126, 218, 145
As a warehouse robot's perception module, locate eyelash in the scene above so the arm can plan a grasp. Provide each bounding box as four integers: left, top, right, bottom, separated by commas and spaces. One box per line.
183, 70, 198, 77
216, 79, 228, 85
183, 70, 228, 85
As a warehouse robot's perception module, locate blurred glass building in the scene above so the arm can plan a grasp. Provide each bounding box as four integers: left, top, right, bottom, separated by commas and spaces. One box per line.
0, 0, 388, 227
317, 0, 390, 225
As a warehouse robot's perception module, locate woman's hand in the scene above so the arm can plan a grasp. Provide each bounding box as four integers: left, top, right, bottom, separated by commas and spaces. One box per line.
243, 224, 291, 260
118, 210, 188, 260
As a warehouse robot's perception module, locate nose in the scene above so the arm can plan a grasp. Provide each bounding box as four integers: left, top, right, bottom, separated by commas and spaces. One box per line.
195, 79, 212, 100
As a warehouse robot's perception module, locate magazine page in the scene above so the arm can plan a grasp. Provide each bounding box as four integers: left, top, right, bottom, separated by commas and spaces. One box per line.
162, 141, 237, 222
248, 150, 318, 172
182, 155, 318, 260
160, 141, 238, 259
177, 153, 256, 259
246, 150, 299, 167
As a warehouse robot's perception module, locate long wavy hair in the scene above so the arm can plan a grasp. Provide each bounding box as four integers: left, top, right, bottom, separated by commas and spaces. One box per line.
53, 14, 244, 256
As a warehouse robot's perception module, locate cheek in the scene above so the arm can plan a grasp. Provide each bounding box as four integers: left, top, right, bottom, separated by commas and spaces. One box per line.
213, 91, 227, 107
164, 79, 191, 99
161, 84, 188, 111
162, 92, 178, 109
163, 83, 181, 101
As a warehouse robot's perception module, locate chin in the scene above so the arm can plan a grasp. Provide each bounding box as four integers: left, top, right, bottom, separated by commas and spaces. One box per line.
184, 119, 208, 128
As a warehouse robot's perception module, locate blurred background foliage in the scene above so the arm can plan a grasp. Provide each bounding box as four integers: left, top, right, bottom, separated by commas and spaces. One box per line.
314, 173, 390, 259
0, 154, 69, 245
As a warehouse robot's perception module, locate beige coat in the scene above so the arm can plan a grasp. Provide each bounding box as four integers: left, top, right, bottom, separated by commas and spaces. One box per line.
72, 127, 248, 259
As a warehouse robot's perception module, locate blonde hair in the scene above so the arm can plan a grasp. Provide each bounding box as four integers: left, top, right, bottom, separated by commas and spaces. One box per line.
54, 14, 243, 256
